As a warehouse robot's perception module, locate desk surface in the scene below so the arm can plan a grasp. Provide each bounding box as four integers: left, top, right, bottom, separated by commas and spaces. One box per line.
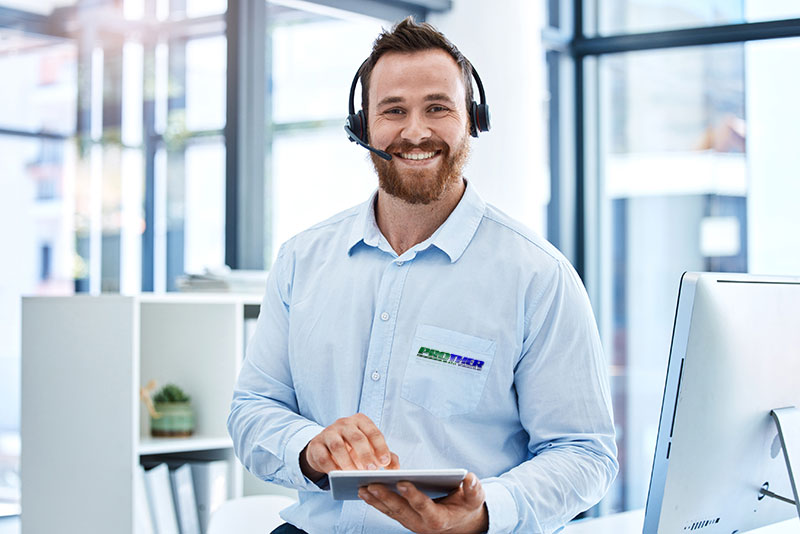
563, 509, 800, 534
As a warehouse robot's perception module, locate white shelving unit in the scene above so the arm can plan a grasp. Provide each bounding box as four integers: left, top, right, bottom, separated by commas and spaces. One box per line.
21, 293, 263, 534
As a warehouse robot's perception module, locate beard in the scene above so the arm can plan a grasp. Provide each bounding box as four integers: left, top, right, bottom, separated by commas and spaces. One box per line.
370, 133, 471, 205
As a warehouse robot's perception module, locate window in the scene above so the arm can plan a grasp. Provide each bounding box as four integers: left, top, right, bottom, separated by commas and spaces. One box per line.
0, 0, 231, 513
586, 0, 800, 36
575, 0, 800, 515
0, 33, 77, 515
0, 1, 416, 516
269, 14, 385, 256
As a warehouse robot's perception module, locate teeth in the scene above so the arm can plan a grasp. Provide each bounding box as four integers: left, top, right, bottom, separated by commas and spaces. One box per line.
400, 151, 436, 160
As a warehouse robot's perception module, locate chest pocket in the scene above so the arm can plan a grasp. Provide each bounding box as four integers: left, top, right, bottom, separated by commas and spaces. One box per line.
400, 324, 496, 418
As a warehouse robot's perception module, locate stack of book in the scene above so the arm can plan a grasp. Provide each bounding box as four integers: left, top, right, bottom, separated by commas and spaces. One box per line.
176, 267, 268, 294
136, 460, 229, 534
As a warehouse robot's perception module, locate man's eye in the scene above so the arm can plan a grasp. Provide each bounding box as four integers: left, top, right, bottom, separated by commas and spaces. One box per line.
385, 108, 405, 115
429, 105, 448, 113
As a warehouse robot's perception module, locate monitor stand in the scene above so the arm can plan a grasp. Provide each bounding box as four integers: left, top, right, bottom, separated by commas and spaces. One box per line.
759, 407, 800, 519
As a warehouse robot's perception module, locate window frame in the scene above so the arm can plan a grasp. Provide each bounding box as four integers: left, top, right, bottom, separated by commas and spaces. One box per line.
566, 0, 800, 515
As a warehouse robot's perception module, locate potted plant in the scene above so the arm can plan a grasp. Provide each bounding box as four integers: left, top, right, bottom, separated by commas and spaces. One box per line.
144, 382, 195, 437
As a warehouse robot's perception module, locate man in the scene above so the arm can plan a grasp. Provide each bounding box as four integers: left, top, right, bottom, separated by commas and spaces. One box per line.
228, 17, 617, 534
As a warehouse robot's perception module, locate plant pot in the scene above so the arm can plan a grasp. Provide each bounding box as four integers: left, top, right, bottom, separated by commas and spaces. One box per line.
151, 401, 195, 437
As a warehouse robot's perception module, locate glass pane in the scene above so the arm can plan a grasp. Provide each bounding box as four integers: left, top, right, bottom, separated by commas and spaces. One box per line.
184, 141, 226, 273
271, 127, 376, 257
271, 18, 385, 123
120, 148, 145, 294
595, 38, 800, 513
746, 1, 800, 23
745, 37, 800, 273
588, 0, 800, 36
590, 0, 744, 35
185, 36, 226, 132
100, 145, 123, 292
0, 32, 77, 134
123, 0, 144, 20
186, 0, 227, 18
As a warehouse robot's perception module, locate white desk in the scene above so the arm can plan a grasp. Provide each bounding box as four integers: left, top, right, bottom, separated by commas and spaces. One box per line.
563, 509, 800, 534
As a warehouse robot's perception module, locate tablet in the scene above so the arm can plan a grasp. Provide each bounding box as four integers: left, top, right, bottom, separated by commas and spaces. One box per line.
329, 468, 468, 500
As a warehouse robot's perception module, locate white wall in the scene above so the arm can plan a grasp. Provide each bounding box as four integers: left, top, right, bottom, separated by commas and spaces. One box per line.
430, 0, 548, 235
745, 37, 800, 275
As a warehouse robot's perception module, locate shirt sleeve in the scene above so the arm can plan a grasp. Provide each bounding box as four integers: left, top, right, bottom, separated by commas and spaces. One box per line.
483, 259, 619, 533
227, 241, 328, 492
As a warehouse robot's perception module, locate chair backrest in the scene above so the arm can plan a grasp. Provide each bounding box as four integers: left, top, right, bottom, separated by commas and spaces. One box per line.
206, 494, 297, 534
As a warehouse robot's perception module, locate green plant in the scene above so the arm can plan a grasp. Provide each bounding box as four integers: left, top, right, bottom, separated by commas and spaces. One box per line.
153, 383, 191, 404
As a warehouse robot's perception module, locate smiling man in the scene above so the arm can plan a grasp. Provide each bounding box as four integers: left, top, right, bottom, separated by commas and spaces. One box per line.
228, 17, 618, 534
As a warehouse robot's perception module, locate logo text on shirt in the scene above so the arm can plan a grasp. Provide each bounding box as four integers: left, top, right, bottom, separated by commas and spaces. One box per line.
416, 346, 484, 371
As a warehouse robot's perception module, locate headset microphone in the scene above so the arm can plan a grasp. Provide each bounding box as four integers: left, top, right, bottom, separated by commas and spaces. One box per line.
344, 121, 392, 161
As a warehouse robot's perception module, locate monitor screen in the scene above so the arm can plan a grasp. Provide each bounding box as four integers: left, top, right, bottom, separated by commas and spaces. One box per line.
643, 272, 800, 533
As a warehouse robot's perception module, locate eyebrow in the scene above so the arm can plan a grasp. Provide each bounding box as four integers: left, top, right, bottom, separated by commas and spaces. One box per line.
376, 96, 404, 107
376, 93, 458, 108
424, 93, 457, 106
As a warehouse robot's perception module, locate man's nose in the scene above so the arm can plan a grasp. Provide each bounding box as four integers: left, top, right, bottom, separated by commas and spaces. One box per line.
400, 111, 431, 144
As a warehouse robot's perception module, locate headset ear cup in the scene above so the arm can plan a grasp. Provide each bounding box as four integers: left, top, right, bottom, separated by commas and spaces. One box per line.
469, 101, 480, 138
353, 110, 368, 143
357, 110, 368, 143
469, 102, 491, 137
346, 111, 365, 143
475, 103, 490, 134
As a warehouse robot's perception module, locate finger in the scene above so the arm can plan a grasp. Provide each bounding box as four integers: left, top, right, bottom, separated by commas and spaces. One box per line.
396, 481, 436, 517
305, 441, 340, 474
322, 434, 359, 471
341, 425, 380, 470
359, 487, 393, 516
355, 414, 393, 467
366, 483, 417, 521
359, 485, 404, 522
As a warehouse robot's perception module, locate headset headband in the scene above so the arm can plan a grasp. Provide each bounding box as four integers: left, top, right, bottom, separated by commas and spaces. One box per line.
348, 59, 488, 115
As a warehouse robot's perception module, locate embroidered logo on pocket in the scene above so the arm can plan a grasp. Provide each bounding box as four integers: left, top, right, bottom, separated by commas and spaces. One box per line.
416, 346, 484, 371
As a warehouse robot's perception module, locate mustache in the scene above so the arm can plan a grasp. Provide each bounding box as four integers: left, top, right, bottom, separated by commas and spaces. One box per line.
384, 139, 448, 154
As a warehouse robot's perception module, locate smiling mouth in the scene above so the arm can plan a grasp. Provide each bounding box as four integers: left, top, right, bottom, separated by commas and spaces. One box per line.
397, 151, 440, 161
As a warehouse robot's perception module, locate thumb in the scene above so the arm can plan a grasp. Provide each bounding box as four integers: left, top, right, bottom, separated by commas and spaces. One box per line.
463, 473, 484, 506
386, 452, 401, 470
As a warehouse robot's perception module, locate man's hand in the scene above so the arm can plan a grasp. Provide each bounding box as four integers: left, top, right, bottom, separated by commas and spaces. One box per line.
300, 413, 400, 481
358, 472, 489, 534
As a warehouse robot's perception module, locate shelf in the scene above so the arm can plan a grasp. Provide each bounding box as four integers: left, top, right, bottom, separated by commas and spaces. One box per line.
137, 292, 263, 305
22, 295, 257, 533
138, 435, 233, 456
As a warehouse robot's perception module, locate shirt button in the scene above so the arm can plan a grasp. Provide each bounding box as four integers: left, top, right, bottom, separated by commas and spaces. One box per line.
396, 260, 404, 266
380, 312, 389, 321
371, 371, 381, 381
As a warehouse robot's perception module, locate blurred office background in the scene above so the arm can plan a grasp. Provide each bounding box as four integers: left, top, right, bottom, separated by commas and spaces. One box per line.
1, 0, 800, 522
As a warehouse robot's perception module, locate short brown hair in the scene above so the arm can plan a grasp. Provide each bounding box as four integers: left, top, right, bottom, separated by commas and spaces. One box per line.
359, 16, 473, 123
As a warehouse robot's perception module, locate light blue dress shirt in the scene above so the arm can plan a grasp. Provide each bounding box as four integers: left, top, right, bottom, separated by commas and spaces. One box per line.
228, 181, 618, 534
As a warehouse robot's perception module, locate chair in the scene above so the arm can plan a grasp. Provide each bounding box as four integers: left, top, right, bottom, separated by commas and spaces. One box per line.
206, 494, 297, 534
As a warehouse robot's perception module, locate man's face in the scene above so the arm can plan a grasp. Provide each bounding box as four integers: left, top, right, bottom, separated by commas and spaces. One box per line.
367, 49, 471, 205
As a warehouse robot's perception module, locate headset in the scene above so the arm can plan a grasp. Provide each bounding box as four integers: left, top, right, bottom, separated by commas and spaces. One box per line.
344, 57, 491, 161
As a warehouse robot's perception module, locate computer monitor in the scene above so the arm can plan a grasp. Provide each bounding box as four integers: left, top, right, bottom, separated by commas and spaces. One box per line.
643, 272, 800, 533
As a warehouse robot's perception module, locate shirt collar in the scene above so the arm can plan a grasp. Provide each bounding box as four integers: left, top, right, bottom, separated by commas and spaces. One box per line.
347, 180, 486, 263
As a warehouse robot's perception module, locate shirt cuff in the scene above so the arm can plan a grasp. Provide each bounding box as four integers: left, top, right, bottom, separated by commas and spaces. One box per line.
283, 422, 327, 491
483, 480, 518, 534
